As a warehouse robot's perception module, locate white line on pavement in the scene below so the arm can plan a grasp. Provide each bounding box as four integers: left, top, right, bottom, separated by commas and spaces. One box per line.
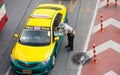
87, 40, 120, 57
92, 18, 120, 34
5, 66, 11, 75
104, 70, 118, 75
99, 0, 118, 8
77, 0, 100, 75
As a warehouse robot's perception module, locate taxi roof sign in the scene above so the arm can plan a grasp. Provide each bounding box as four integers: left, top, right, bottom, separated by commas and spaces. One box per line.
32, 14, 50, 18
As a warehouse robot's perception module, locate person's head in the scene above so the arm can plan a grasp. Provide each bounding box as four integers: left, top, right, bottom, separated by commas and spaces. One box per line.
59, 23, 66, 28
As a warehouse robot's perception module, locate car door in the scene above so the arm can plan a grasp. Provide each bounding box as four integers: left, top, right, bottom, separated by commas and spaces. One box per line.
52, 13, 63, 55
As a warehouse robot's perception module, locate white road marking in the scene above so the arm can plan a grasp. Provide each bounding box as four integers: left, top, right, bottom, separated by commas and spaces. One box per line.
92, 18, 120, 34
77, 0, 100, 75
99, 0, 119, 8
104, 70, 118, 75
77, 0, 120, 75
87, 40, 120, 57
5, 66, 11, 75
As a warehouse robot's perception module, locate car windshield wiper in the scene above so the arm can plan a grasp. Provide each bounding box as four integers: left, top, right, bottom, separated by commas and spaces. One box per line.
19, 40, 50, 46
21, 42, 49, 46
20, 42, 33, 45
30, 43, 50, 46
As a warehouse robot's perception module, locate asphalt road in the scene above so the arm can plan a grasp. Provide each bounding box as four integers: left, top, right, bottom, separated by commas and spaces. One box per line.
0, 0, 97, 75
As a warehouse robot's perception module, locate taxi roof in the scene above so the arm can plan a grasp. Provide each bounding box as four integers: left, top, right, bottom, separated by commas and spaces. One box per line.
26, 8, 57, 27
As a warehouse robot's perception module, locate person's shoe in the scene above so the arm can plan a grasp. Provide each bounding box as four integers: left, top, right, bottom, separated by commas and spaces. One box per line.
67, 49, 73, 52
65, 45, 70, 48
70, 48, 73, 51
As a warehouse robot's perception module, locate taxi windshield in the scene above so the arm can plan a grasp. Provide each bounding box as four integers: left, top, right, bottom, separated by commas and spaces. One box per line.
19, 28, 50, 46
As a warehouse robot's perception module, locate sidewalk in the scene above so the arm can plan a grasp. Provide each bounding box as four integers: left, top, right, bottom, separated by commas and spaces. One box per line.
81, 0, 120, 75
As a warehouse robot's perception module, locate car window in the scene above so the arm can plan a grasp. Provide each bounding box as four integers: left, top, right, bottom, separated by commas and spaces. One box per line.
53, 13, 62, 27
19, 28, 51, 46
37, 6, 62, 10
52, 13, 62, 41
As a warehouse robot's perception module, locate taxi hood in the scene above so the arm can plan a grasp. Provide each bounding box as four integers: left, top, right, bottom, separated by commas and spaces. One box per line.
12, 42, 53, 62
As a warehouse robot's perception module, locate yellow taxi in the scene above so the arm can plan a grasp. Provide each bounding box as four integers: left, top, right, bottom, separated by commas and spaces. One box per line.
10, 4, 67, 75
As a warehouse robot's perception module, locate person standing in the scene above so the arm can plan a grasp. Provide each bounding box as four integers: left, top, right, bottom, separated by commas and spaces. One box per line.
59, 23, 75, 52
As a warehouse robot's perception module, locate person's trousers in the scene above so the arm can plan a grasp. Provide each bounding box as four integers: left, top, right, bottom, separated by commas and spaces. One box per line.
67, 33, 74, 50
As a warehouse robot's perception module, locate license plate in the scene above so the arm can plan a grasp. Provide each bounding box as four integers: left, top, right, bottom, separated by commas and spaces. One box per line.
23, 70, 32, 74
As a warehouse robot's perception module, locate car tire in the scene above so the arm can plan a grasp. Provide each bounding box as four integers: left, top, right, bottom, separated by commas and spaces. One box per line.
52, 55, 56, 68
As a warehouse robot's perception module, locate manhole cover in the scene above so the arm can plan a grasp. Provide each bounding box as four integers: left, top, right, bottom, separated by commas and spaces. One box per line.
71, 52, 92, 66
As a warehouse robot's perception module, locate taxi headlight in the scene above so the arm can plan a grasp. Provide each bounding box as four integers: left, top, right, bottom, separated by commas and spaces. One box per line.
10, 55, 15, 62
41, 57, 50, 65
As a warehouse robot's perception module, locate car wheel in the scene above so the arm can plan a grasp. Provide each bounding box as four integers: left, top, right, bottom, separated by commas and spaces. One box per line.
52, 55, 56, 67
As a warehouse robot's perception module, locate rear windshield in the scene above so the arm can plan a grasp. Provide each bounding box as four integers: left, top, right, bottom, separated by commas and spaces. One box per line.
37, 6, 61, 10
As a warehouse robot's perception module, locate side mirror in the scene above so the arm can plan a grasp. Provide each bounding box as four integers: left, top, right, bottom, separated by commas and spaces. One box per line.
54, 37, 59, 41
14, 34, 19, 38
